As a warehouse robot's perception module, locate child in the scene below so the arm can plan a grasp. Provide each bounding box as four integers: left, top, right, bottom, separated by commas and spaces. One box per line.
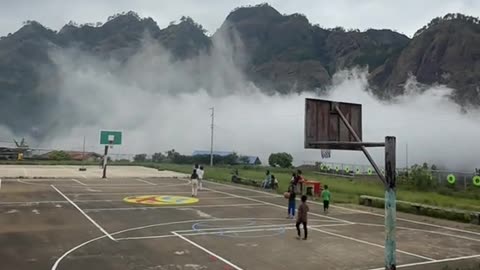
296, 195, 309, 240
191, 169, 199, 197
197, 166, 204, 190
321, 185, 331, 214
287, 185, 296, 219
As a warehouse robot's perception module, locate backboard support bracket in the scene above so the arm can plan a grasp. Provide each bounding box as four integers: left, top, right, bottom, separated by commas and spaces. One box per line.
304, 98, 396, 270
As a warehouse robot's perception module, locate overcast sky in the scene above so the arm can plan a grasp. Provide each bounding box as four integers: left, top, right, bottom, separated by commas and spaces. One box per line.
1, 0, 479, 38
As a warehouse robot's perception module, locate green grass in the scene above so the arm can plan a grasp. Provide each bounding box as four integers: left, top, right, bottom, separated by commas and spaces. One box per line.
2, 160, 478, 212
157, 163, 480, 212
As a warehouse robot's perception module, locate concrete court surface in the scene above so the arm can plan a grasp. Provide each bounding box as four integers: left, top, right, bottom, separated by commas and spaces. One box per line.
0, 165, 187, 178
0, 175, 479, 270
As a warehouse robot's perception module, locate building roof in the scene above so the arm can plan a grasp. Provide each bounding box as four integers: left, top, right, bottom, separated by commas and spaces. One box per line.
192, 150, 234, 157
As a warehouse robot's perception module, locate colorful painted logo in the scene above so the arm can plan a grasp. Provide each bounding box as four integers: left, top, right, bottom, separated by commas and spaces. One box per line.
123, 195, 199, 205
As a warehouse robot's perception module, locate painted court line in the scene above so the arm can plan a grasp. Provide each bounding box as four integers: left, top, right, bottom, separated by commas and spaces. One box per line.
367, 254, 480, 270
135, 178, 156, 185
205, 180, 480, 237
50, 217, 338, 269
65, 191, 214, 196
175, 222, 349, 234
71, 179, 87, 186
0, 178, 2, 190
172, 232, 243, 270
0, 199, 118, 205
310, 227, 435, 261
355, 222, 480, 243
84, 203, 264, 212
51, 185, 116, 241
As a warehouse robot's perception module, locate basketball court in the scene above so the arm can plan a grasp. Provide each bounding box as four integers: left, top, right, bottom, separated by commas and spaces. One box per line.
1, 175, 479, 270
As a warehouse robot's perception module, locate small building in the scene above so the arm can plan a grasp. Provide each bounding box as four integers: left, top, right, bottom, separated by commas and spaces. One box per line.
192, 150, 261, 165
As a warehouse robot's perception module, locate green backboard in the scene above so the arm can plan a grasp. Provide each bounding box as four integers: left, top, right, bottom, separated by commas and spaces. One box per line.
100, 131, 122, 145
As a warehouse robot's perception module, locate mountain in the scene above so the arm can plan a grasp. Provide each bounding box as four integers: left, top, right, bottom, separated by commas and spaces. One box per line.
369, 13, 480, 105
217, 4, 411, 93
0, 6, 479, 138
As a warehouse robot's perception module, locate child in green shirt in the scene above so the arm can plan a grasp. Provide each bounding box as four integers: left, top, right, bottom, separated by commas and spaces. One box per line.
321, 185, 331, 214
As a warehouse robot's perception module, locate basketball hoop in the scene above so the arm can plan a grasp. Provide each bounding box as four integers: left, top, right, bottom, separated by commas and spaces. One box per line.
108, 140, 114, 149
321, 149, 331, 159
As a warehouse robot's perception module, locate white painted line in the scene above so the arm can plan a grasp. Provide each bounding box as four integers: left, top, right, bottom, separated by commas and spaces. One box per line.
0, 199, 118, 205
204, 187, 354, 225
3, 179, 72, 182
71, 179, 87, 186
51, 235, 105, 270
172, 232, 243, 270
84, 203, 264, 212
17, 179, 43, 186
116, 234, 176, 240
51, 185, 116, 241
66, 191, 213, 196
118, 223, 352, 241
310, 227, 435, 261
175, 222, 350, 234
82, 175, 87, 179
205, 180, 480, 237
50, 217, 328, 269
355, 222, 480, 243
135, 178, 156, 185
0, 178, 2, 190
367, 254, 480, 270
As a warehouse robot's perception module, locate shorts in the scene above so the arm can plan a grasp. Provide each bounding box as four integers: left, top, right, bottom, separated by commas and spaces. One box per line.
323, 200, 329, 209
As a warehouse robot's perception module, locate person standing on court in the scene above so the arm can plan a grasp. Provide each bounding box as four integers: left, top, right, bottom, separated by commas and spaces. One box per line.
296, 195, 309, 240
262, 170, 272, 188
321, 185, 331, 214
191, 169, 199, 197
197, 166, 205, 190
287, 184, 296, 219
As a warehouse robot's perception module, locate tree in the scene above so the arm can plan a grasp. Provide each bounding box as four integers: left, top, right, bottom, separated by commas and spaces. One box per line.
166, 149, 180, 160
268, 152, 293, 168
133, 154, 147, 162
222, 153, 239, 165
239, 156, 250, 164
152, 152, 165, 162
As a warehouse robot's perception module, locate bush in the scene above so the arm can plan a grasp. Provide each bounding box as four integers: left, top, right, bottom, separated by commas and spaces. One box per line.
152, 152, 165, 162
133, 154, 147, 162
48, 151, 71, 160
407, 164, 434, 191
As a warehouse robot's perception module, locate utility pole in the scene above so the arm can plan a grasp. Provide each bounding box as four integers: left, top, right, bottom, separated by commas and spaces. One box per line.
406, 143, 409, 176
209, 107, 214, 167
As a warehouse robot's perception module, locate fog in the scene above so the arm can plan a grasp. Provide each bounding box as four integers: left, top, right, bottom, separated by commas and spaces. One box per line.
2, 34, 480, 171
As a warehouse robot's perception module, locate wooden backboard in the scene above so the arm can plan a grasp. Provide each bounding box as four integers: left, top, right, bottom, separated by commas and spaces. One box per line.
305, 98, 362, 150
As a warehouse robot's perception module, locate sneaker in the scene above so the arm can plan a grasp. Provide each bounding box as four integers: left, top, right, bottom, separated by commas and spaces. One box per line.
296, 236, 301, 240
302, 238, 307, 240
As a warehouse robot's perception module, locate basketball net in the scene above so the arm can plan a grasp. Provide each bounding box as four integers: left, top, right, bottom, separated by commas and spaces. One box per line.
321, 149, 331, 159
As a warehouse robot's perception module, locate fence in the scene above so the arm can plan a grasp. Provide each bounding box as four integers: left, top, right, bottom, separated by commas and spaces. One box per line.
305, 161, 480, 191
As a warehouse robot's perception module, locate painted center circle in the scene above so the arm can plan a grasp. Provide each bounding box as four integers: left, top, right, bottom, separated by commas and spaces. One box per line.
123, 195, 199, 205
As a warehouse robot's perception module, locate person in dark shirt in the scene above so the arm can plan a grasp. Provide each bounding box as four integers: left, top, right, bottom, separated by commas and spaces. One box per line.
296, 195, 309, 240
287, 184, 296, 219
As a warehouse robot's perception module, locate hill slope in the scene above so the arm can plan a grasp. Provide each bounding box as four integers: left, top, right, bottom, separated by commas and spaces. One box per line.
0, 6, 479, 138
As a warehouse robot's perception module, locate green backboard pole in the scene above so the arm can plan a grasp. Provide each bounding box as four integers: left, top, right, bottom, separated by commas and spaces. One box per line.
102, 145, 108, 178
100, 130, 122, 179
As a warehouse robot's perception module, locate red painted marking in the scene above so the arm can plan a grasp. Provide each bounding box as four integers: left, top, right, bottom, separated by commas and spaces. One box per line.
209, 255, 217, 262
136, 196, 157, 203
224, 265, 232, 270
